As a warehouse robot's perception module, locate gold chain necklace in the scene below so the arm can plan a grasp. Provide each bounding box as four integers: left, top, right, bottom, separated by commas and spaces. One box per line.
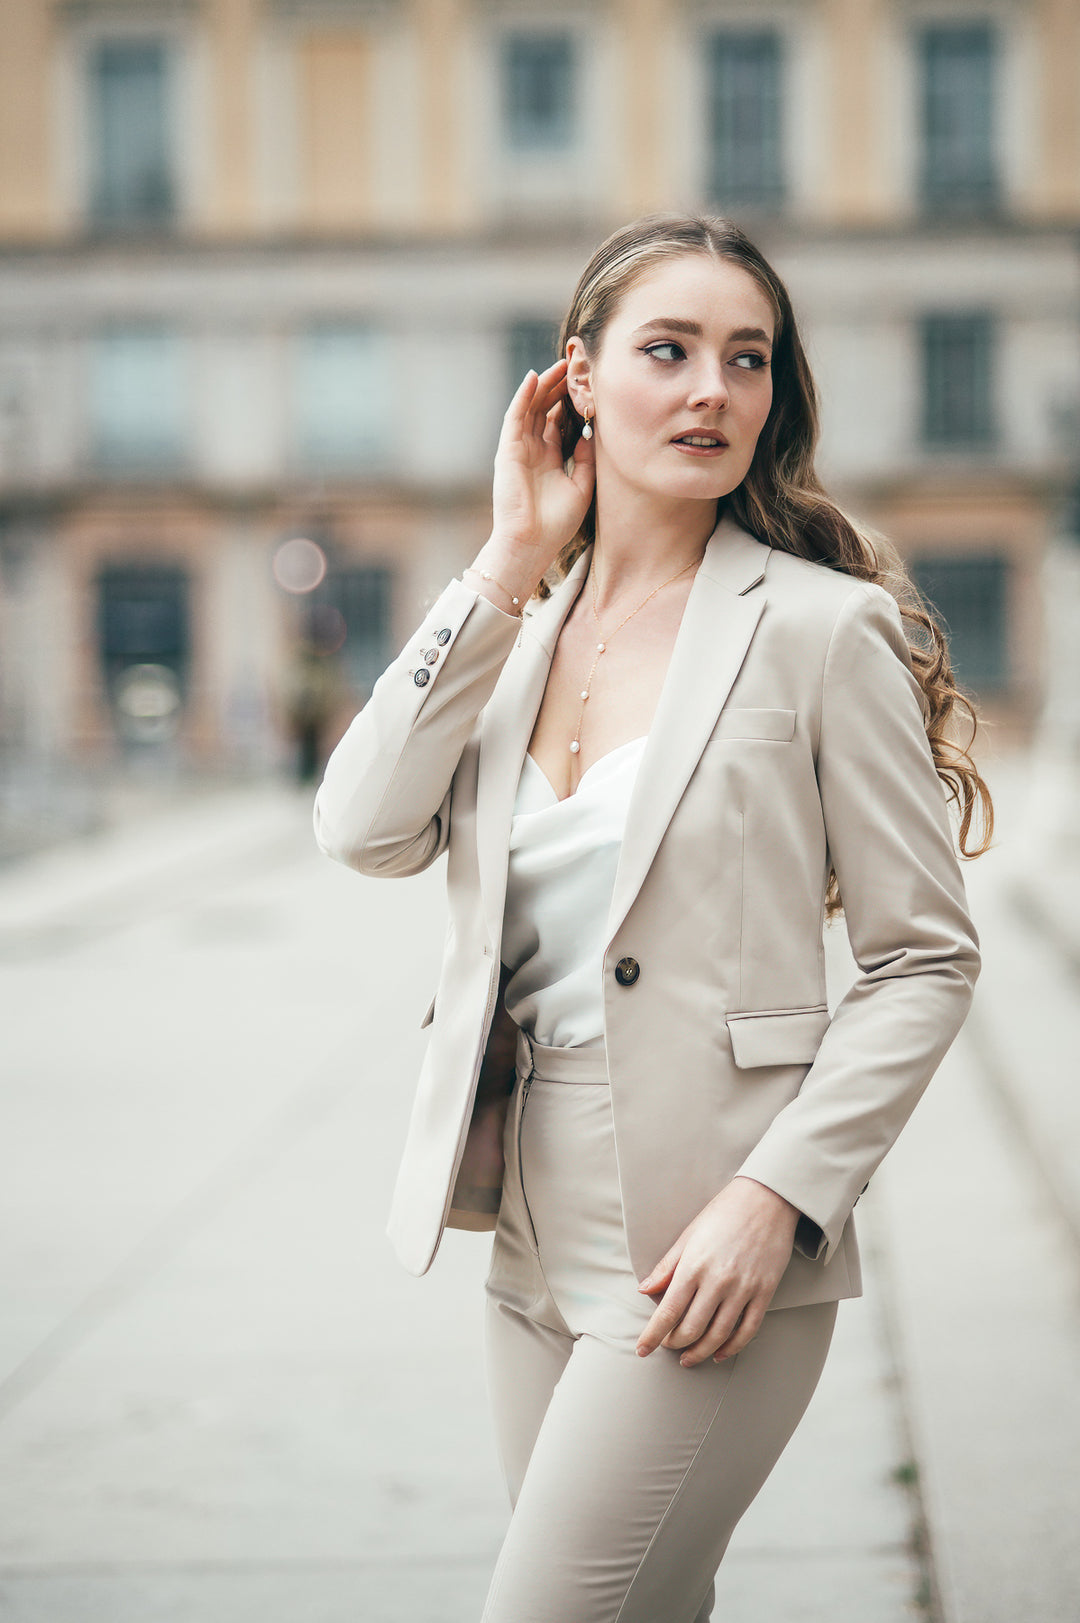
568, 555, 699, 761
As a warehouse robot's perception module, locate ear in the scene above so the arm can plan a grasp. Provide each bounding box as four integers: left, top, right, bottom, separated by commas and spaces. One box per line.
565, 336, 593, 417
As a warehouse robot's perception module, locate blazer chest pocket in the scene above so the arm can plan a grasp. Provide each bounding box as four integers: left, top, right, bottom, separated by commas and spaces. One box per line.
726, 1005, 830, 1068
710, 707, 796, 743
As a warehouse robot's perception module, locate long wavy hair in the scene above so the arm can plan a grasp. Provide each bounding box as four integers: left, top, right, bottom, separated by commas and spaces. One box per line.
541, 213, 993, 900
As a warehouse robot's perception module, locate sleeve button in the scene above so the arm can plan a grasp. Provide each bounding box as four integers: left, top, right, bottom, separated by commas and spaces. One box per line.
414, 669, 430, 688
424, 648, 439, 665
436, 628, 452, 645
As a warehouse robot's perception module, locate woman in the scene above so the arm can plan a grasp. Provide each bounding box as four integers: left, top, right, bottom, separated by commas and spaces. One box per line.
314, 215, 992, 1623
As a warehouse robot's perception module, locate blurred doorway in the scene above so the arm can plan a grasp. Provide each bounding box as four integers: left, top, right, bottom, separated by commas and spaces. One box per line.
96, 563, 190, 749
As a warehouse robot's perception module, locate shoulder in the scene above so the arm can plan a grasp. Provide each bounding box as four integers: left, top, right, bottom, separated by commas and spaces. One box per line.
759, 544, 901, 650
709, 515, 905, 651
762, 543, 876, 610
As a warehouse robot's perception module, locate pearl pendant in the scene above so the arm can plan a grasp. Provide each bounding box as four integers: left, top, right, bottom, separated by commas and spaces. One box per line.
596, 642, 605, 652
580, 690, 588, 700
569, 740, 581, 754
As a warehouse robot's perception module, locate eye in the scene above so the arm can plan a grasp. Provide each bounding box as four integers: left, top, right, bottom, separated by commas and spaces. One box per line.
731, 352, 769, 370
642, 341, 686, 362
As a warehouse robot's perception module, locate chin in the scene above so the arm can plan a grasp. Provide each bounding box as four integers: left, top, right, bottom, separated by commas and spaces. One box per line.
664, 473, 743, 502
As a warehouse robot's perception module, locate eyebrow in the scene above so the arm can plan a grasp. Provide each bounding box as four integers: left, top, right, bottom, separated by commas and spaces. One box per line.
632, 318, 773, 348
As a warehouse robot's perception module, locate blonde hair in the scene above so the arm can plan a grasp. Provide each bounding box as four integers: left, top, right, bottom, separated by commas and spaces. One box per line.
542, 213, 993, 899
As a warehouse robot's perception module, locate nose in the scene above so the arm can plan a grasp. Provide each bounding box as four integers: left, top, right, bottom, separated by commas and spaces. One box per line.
687, 362, 729, 412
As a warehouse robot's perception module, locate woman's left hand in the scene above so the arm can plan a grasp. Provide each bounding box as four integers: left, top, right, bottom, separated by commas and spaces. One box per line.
635, 1177, 800, 1367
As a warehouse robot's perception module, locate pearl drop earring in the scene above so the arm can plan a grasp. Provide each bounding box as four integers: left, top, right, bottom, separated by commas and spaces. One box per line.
580, 408, 593, 441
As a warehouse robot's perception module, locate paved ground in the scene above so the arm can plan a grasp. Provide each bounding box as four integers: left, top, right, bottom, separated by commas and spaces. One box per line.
0, 750, 1077, 1622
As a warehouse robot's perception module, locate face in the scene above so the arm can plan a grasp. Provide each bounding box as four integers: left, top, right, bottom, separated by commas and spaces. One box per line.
567, 253, 776, 512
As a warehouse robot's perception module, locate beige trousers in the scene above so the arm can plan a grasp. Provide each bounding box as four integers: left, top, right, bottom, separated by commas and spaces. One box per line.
481, 1036, 837, 1623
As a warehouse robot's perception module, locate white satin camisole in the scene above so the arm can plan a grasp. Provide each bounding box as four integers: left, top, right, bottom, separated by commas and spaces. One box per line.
501, 736, 647, 1050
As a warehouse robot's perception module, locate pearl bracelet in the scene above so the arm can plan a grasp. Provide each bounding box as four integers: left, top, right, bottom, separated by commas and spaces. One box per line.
464, 566, 524, 614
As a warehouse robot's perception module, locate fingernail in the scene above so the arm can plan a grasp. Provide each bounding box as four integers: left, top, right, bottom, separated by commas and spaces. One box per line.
637, 1278, 653, 1292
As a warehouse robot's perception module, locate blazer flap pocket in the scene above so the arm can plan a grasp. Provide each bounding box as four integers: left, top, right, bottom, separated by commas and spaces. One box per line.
712, 707, 796, 742
726, 1005, 830, 1068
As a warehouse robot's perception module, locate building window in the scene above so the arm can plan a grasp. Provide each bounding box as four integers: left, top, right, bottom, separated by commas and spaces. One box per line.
921, 313, 996, 448
706, 30, 784, 209
506, 317, 560, 401
910, 553, 1009, 694
918, 23, 999, 215
96, 564, 190, 744
90, 325, 187, 472
314, 565, 393, 696
502, 32, 576, 152
89, 38, 176, 229
294, 324, 389, 472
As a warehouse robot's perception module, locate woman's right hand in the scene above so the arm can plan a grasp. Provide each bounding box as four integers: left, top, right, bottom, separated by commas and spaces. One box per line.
474, 360, 595, 602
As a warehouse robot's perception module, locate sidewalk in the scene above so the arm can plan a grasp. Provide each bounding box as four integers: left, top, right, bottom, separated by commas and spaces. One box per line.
0, 763, 1076, 1621
871, 749, 1080, 1623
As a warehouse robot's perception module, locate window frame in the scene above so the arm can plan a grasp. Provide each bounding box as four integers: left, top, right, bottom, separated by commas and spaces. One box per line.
480, 13, 603, 222
908, 550, 1011, 695
291, 319, 394, 476
86, 35, 178, 231
310, 562, 395, 696
919, 309, 998, 451
917, 18, 1001, 217
58, 13, 203, 236
703, 25, 787, 212
88, 321, 190, 476
500, 28, 578, 155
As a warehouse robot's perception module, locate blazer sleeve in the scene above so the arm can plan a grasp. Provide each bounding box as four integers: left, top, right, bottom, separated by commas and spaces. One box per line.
735, 581, 982, 1262
313, 577, 521, 876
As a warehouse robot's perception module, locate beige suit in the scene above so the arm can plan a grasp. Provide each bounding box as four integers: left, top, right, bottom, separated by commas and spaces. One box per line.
314, 514, 980, 1312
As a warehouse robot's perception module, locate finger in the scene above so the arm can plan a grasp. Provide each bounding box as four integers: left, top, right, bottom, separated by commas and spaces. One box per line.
660, 1288, 721, 1351
637, 1249, 678, 1296
635, 1280, 695, 1357
527, 374, 568, 439
678, 1297, 752, 1369
712, 1300, 767, 1363
541, 399, 566, 451
534, 356, 568, 390
500, 370, 540, 439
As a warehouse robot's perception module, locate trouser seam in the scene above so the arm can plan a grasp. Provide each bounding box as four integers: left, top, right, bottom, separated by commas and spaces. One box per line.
611, 1350, 744, 1623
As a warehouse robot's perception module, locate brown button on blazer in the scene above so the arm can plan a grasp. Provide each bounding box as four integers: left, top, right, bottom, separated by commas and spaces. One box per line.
314, 516, 980, 1310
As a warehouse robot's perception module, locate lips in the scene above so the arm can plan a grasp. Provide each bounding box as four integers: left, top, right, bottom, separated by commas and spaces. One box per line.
671, 432, 728, 448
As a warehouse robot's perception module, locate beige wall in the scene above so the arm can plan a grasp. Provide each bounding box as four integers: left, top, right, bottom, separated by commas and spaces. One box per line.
619, 0, 671, 217
2, 0, 1080, 242
1036, 0, 1080, 215
205, 0, 259, 232
297, 30, 375, 232
0, 0, 56, 239
822, 0, 890, 223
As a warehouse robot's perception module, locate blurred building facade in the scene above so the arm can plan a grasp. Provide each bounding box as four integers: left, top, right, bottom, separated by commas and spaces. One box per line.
0, 0, 1078, 774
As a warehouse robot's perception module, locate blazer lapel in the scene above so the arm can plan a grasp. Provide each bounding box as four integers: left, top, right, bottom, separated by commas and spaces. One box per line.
605, 517, 771, 948
475, 549, 592, 947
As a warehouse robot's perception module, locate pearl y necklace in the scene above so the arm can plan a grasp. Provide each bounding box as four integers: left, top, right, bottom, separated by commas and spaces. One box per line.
568, 554, 699, 760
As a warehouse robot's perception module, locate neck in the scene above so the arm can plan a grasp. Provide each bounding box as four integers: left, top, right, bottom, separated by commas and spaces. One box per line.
588, 487, 719, 616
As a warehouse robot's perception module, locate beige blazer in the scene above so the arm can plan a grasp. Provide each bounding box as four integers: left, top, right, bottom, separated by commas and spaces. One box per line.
314, 515, 980, 1310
